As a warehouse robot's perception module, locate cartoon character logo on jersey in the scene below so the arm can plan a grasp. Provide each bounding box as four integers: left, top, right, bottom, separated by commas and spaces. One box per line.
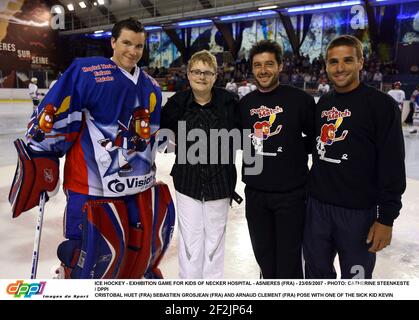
317, 117, 348, 164
249, 112, 282, 157
27, 95, 73, 143
99, 107, 152, 177
27, 104, 58, 142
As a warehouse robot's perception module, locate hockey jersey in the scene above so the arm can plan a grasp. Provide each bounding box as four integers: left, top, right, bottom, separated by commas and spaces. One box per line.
28, 82, 39, 100
26, 57, 162, 197
387, 89, 405, 108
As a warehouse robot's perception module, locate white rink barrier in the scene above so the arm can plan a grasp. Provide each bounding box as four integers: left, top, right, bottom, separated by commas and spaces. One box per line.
1, 89, 412, 125
0, 88, 48, 100
0, 89, 175, 105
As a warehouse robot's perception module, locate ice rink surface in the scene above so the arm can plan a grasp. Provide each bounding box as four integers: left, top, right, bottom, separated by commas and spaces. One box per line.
0, 101, 418, 279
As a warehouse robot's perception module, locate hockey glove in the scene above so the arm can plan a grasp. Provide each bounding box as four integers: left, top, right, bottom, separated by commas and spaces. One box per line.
9, 139, 59, 218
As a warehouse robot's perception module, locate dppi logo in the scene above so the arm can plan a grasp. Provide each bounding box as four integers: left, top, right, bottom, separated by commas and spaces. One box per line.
6, 280, 46, 298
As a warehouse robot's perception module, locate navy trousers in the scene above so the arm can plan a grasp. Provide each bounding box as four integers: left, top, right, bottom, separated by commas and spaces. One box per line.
303, 197, 376, 279
245, 186, 306, 279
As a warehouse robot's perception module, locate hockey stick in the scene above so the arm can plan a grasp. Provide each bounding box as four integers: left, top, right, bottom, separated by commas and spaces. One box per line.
30, 192, 47, 279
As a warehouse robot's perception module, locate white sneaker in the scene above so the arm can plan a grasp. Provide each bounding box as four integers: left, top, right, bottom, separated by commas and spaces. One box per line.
410, 129, 418, 134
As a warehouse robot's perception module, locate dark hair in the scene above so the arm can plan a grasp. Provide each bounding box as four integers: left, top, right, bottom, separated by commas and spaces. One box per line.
326, 35, 363, 60
111, 18, 145, 40
249, 40, 283, 65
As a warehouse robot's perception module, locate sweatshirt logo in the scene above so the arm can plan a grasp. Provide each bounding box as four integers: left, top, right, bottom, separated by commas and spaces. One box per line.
317, 107, 351, 164
249, 106, 283, 157
321, 107, 351, 121
250, 105, 283, 118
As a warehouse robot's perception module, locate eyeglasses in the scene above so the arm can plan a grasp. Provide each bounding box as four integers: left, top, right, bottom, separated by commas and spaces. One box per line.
189, 69, 216, 78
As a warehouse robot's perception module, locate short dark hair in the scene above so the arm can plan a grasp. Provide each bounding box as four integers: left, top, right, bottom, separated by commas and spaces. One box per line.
326, 35, 363, 60
249, 40, 283, 65
111, 18, 145, 40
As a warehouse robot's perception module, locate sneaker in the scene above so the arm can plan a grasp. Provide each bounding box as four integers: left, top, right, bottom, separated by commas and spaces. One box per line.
410, 129, 418, 134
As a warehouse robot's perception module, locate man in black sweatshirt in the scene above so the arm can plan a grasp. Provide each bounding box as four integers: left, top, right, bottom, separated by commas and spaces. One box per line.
305, 35, 406, 279
239, 40, 315, 278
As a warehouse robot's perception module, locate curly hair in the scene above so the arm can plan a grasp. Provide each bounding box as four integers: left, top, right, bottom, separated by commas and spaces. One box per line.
249, 40, 283, 65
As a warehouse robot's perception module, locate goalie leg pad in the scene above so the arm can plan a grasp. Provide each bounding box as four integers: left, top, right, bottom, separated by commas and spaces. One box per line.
117, 192, 153, 278
57, 239, 82, 279
78, 199, 129, 279
64, 190, 92, 240
145, 182, 176, 279
58, 183, 175, 279
60, 194, 130, 279
118, 182, 175, 279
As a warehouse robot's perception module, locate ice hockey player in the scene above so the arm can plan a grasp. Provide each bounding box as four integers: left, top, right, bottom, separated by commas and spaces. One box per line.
9, 18, 175, 279
29, 77, 42, 111
387, 81, 405, 111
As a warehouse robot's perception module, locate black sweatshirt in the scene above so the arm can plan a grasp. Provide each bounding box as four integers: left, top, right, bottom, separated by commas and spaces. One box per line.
239, 84, 315, 192
309, 82, 406, 226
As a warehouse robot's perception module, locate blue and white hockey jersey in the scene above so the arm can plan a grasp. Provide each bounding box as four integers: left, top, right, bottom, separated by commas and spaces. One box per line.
26, 57, 162, 197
